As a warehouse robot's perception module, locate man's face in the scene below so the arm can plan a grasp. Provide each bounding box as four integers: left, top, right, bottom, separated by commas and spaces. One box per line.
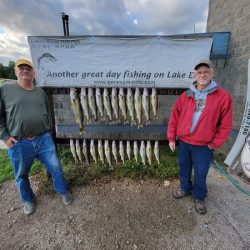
15, 65, 35, 81
194, 66, 214, 86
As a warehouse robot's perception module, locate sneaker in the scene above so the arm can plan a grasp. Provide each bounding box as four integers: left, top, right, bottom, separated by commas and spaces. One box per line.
195, 199, 206, 215
173, 189, 191, 199
23, 200, 36, 215
60, 191, 73, 205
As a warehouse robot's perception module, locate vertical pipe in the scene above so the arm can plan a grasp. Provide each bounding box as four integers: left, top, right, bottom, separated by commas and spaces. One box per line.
65, 14, 69, 36
61, 12, 67, 36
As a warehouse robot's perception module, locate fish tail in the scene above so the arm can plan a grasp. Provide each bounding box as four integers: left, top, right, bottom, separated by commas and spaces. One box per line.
79, 127, 85, 135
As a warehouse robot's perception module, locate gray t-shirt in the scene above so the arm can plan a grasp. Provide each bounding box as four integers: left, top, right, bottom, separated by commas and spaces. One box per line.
0, 82, 52, 142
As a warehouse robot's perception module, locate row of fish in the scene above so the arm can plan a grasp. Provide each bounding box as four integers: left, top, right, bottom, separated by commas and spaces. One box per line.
70, 87, 158, 133
70, 139, 160, 167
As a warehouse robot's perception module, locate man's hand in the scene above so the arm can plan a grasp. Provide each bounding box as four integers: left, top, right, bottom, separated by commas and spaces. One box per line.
5, 137, 18, 148
169, 141, 176, 152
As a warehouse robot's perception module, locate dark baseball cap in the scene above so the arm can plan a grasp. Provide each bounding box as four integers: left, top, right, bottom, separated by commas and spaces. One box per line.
194, 59, 214, 70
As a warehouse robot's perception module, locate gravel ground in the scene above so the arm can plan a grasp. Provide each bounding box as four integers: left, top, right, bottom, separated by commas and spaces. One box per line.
0, 165, 249, 250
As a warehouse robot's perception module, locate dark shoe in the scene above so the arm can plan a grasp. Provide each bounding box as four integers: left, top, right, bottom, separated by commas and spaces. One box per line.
195, 199, 206, 214
23, 200, 36, 215
60, 191, 73, 205
173, 189, 191, 199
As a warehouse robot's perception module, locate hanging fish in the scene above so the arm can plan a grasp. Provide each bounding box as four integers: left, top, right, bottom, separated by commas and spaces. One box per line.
75, 139, 83, 163
151, 88, 158, 120
119, 140, 125, 164
118, 88, 127, 123
88, 87, 97, 121
126, 140, 132, 161
82, 139, 90, 166
112, 140, 118, 163
154, 140, 160, 164
111, 88, 119, 122
98, 139, 105, 164
95, 88, 104, 120
140, 140, 146, 165
70, 139, 78, 163
146, 140, 152, 166
90, 139, 97, 163
80, 87, 90, 124
133, 141, 139, 163
142, 88, 150, 125
126, 88, 136, 126
134, 87, 142, 129
103, 88, 112, 122
70, 88, 84, 134
104, 140, 112, 168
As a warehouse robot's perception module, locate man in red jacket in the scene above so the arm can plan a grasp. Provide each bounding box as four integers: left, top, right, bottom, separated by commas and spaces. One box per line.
167, 59, 233, 214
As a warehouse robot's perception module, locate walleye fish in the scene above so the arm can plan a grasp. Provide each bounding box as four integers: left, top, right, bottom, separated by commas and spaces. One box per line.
103, 88, 112, 122
112, 140, 118, 163
119, 140, 125, 164
126, 88, 136, 126
88, 87, 97, 121
111, 88, 119, 122
95, 88, 104, 120
146, 140, 152, 166
126, 140, 131, 161
154, 140, 160, 164
98, 139, 105, 164
80, 87, 90, 124
118, 88, 127, 123
104, 140, 112, 168
90, 139, 97, 163
70, 139, 78, 163
134, 88, 142, 128
70, 88, 84, 134
151, 88, 158, 120
133, 141, 139, 163
142, 88, 150, 124
76, 139, 83, 163
140, 140, 146, 165
82, 139, 90, 166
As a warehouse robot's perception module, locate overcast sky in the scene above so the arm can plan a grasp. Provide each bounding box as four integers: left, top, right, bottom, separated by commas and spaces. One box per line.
0, 0, 209, 65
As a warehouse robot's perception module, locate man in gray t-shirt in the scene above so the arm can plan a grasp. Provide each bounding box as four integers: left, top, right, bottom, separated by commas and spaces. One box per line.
0, 59, 73, 215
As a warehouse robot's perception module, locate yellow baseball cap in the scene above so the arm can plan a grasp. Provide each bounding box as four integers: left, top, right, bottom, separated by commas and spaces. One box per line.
15, 59, 33, 69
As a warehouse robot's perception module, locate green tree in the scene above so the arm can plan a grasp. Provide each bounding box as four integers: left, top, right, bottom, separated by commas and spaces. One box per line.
0, 63, 6, 78
6, 61, 16, 79
0, 61, 16, 80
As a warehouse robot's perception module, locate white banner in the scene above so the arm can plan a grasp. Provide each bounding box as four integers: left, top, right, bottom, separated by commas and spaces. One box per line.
28, 36, 213, 88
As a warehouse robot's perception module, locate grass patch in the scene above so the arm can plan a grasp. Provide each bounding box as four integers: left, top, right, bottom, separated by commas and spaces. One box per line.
0, 144, 179, 191
0, 150, 14, 183
0, 149, 45, 184
213, 151, 226, 164
58, 143, 179, 188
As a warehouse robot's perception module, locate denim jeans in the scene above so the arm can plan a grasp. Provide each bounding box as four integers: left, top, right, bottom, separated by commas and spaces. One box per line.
178, 140, 213, 200
7, 132, 68, 203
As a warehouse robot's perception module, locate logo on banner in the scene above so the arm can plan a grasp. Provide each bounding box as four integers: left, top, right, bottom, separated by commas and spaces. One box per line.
37, 53, 57, 70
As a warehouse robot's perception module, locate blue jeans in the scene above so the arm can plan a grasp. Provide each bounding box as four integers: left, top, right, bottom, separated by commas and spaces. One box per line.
7, 132, 68, 203
178, 140, 213, 200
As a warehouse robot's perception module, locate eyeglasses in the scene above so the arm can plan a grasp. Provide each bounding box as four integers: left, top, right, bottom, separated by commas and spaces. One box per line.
195, 70, 212, 75
17, 66, 33, 71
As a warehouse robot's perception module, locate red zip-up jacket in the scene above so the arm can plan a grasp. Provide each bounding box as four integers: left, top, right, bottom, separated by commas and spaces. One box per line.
167, 86, 233, 149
